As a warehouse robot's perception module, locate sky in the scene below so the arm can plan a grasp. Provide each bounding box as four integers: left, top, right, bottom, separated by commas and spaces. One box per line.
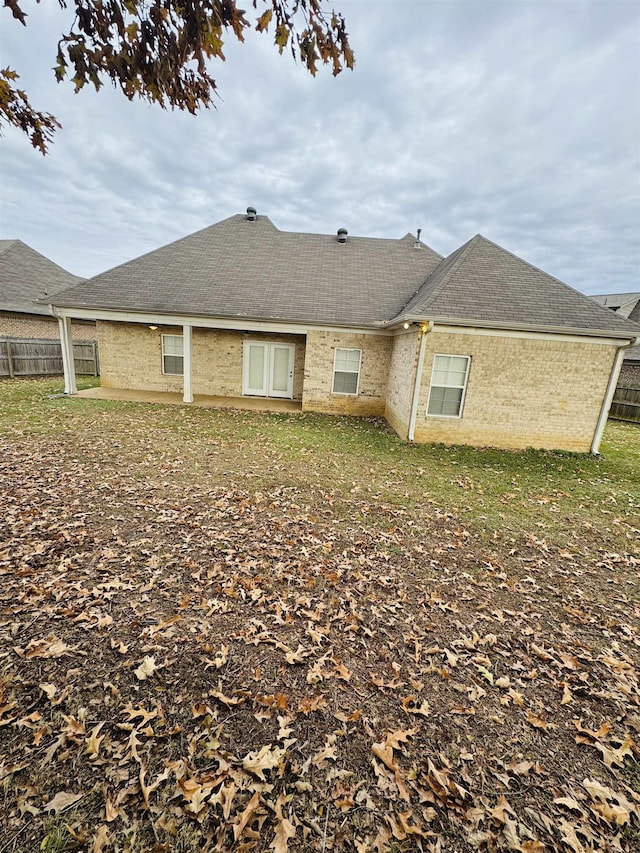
1, 0, 639, 295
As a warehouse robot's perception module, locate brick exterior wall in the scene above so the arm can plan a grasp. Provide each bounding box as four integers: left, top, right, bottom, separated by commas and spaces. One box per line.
410, 328, 618, 452
302, 330, 391, 417
619, 362, 640, 386
385, 330, 420, 439
0, 313, 96, 340
96, 319, 623, 453
97, 322, 305, 398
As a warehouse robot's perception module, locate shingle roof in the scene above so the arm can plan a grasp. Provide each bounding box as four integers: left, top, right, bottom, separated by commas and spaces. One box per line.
49, 216, 640, 339
395, 235, 640, 338
590, 291, 640, 318
51, 215, 443, 327
624, 344, 640, 363
0, 240, 82, 316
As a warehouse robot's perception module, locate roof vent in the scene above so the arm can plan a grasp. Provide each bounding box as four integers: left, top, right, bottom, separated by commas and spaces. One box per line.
337, 228, 348, 244
414, 228, 422, 249
246, 206, 257, 221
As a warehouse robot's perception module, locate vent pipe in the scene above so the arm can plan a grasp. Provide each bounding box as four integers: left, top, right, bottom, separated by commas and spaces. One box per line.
337, 228, 348, 244
414, 228, 422, 249
246, 206, 257, 221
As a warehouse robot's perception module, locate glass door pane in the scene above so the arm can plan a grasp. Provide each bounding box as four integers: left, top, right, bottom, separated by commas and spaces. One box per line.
271, 347, 289, 393
243, 342, 267, 396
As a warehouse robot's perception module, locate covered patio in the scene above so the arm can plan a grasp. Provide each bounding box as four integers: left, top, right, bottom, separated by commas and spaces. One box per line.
75, 385, 303, 413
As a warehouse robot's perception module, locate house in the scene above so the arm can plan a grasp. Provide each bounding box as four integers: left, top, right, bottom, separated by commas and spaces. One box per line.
589, 294, 640, 385
590, 291, 640, 319
49, 210, 640, 454
618, 344, 640, 386
0, 240, 95, 340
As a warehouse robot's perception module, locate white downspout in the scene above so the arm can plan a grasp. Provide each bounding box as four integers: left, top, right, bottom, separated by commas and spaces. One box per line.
58, 316, 77, 395
182, 323, 193, 403
408, 321, 433, 442
591, 337, 638, 455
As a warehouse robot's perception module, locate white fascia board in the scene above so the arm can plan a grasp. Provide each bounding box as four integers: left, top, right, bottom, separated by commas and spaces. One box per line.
49, 306, 392, 337
388, 316, 638, 343
432, 324, 632, 347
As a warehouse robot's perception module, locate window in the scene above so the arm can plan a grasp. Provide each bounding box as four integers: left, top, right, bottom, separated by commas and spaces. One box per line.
332, 348, 361, 394
162, 334, 183, 375
427, 354, 470, 417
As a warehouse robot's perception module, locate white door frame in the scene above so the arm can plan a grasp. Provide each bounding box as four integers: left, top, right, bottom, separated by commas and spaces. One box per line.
242, 341, 295, 399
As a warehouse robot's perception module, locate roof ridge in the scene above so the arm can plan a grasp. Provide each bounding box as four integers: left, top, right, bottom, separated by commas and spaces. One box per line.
403, 235, 478, 314
471, 234, 640, 330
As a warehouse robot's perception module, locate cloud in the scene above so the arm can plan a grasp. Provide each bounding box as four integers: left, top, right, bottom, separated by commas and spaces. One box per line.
1, 0, 638, 295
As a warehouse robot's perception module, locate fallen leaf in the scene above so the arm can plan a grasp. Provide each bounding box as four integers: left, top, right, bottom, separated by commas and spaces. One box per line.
134, 655, 158, 680
43, 791, 83, 814
242, 744, 286, 780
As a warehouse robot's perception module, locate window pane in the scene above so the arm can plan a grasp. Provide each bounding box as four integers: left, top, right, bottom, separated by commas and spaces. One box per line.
428, 386, 463, 416
427, 387, 445, 414
440, 387, 463, 415
345, 350, 361, 371
333, 371, 358, 394
163, 355, 184, 375
335, 348, 360, 372
334, 350, 347, 371
433, 354, 467, 387
163, 335, 183, 357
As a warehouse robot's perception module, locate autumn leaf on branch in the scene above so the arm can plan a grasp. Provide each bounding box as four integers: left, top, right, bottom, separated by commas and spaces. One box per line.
1, 0, 354, 153
0, 68, 60, 154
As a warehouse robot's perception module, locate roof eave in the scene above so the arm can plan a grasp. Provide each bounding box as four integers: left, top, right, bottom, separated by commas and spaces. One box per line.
49, 304, 387, 332
385, 314, 640, 342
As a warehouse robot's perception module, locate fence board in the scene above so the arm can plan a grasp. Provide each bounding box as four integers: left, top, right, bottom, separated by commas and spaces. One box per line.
0, 338, 99, 378
609, 385, 640, 424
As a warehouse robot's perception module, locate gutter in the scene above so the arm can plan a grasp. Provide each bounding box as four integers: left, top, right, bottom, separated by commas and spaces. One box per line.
408, 321, 433, 442
590, 336, 640, 455
387, 314, 640, 341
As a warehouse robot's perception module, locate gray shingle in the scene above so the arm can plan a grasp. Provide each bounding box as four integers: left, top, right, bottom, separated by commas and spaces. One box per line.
396, 235, 640, 337
50, 215, 443, 326
49, 218, 640, 338
0, 240, 82, 316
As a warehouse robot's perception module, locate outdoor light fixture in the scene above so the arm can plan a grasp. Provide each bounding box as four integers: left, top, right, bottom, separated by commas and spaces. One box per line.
149, 325, 158, 331
403, 322, 410, 330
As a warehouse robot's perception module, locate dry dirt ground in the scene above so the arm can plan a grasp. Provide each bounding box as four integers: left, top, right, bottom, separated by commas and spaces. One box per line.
0, 380, 639, 852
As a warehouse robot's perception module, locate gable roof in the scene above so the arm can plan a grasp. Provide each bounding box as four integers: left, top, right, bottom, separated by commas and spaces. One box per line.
394, 235, 640, 338
49, 214, 640, 340
0, 240, 82, 316
50, 215, 443, 327
590, 291, 640, 319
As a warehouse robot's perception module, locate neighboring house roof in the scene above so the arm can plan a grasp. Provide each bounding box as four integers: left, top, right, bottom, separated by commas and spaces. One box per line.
0, 240, 82, 316
395, 235, 640, 338
49, 213, 640, 340
590, 291, 640, 318
50, 215, 444, 328
624, 344, 640, 363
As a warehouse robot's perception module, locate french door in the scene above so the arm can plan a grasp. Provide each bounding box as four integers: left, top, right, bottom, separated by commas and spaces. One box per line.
243, 341, 295, 399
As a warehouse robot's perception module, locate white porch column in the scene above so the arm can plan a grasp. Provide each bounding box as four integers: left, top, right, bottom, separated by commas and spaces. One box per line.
58, 316, 77, 395
182, 323, 193, 403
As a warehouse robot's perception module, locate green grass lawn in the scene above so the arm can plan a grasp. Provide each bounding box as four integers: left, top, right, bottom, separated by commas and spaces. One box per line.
1, 377, 638, 550
0, 378, 638, 852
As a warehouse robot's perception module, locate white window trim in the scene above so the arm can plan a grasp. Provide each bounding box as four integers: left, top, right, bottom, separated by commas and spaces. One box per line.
332, 347, 362, 396
426, 354, 471, 419
161, 333, 184, 376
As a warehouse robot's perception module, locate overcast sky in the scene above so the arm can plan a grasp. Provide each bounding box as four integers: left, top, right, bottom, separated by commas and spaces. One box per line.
1, 0, 639, 295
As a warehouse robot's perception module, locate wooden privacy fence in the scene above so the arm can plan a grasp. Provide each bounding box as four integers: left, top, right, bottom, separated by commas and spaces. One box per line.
609, 385, 640, 424
0, 338, 99, 378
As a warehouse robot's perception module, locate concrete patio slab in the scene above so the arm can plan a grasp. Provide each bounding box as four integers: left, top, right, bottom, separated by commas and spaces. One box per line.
74, 386, 303, 414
